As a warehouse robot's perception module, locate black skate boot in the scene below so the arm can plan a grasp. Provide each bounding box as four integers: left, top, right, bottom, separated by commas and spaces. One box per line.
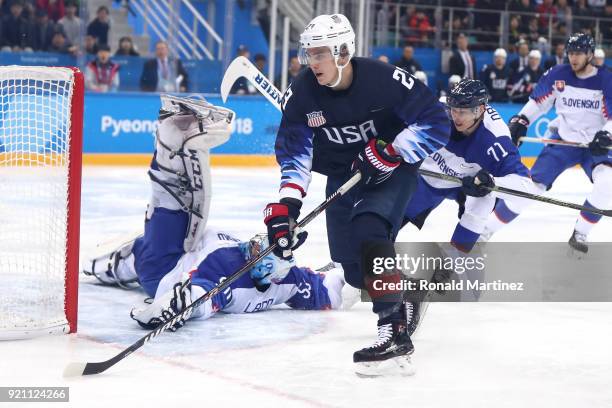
353, 314, 415, 377
568, 229, 588, 255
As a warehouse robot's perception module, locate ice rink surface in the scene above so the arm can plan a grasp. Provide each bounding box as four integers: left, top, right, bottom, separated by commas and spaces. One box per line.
2, 165, 612, 408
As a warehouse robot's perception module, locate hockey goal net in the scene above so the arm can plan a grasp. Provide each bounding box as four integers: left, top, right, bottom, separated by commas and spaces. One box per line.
0, 66, 83, 339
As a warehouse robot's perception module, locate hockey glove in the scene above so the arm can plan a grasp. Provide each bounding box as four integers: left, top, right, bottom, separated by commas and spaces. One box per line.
461, 170, 495, 197
130, 281, 193, 332
508, 114, 530, 146
589, 131, 612, 156
263, 198, 308, 260
351, 139, 402, 186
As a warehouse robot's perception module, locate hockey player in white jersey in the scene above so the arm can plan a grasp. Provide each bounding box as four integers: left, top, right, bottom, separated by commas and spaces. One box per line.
83, 95, 355, 331
489, 33, 612, 253
403, 79, 536, 253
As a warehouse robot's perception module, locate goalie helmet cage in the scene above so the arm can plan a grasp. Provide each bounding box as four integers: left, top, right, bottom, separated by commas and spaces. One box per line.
0, 66, 83, 340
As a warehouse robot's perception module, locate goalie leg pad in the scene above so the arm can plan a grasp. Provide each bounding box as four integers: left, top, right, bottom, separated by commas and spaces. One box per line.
149, 114, 215, 252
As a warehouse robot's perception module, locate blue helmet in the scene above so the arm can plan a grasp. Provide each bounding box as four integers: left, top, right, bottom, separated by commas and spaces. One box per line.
446, 79, 489, 109
566, 33, 595, 54
239, 234, 295, 287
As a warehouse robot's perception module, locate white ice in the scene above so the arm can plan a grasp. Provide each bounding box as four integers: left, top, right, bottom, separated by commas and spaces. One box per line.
1, 165, 611, 408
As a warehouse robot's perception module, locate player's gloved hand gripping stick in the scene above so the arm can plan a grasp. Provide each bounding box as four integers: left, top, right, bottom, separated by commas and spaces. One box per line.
63, 171, 362, 377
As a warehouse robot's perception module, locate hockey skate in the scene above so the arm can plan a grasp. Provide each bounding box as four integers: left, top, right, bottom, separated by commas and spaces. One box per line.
83, 232, 141, 289
568, 229, 588, 258
353, 311, 415, 377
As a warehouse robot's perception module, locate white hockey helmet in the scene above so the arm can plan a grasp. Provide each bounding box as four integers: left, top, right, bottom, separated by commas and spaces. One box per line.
298, 14, 355, 87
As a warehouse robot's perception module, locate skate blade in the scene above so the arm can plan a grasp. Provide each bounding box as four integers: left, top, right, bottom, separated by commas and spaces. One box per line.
354, 355, 415, 378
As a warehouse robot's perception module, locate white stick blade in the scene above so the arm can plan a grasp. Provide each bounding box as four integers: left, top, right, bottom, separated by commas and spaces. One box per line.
63, 362, 87, 378
220, 56, 249, 103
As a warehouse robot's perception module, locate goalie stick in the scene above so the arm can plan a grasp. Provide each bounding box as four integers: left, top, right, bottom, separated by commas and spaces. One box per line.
519, 136, 612, 151
419, 168, 612, 217
63, 171, 361, 377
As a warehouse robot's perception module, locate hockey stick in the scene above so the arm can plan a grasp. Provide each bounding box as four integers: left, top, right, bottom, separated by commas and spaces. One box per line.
221, 56, 284, 108
519, 136, 612, 151
63, 172, 361, 377
418, 168, 612, 217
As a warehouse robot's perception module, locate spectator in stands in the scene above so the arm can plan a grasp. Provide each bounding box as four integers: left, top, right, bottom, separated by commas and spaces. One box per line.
449, 33, 476, 79
36, 0, 64, 22
509, 40, 529, 75
587, 0, 606, 15
573, 0, 592, 32
508, 16, 523, 49
536, 0, 557, 28
508, 0, 534, 14
414, 70, 428, 86
276, 55, 303, 89
84, 34, 98, 55
394, 45, 422, 74
32, 9, 56, 51
377, 55, 389, 63
2, 0, 33, 52
593, 48, 606, 68
230, 45, 253, 94
85, 44, 119, 92
254, 53, 266, 73
544, 41, 566, 69
114, 36, 139, 56
407, 9, 433, 45
48, 30, 75, 54
58, 1, 82, 47
140, 40, 189, 92
508, 49, 543, 103
556, 0, 572, 32
480, 48, 510, 102
87, 5, 110, 46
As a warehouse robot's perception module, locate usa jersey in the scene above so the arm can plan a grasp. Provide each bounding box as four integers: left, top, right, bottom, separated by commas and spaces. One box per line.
420, 106, 529, 189
154, 227, 333, 315
525, 64, 612, 143
276, 57, 450, 199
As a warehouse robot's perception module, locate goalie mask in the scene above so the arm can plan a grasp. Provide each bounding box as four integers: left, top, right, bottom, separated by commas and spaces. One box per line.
240, 234, 296, 287
298, 13, 355, 88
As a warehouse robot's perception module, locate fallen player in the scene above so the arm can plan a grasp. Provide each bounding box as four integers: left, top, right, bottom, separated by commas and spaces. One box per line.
83, 95, 359, 331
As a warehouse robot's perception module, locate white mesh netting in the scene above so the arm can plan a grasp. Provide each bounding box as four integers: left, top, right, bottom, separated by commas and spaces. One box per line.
0, 66, 76, 339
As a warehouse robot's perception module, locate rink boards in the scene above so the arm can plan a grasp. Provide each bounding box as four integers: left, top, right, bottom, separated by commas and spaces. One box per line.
80, 92, 550, 166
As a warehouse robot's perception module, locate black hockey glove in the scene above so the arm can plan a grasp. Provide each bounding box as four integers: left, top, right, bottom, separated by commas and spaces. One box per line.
589, 131, 612, 156
508, 114, 530, 146
461, 170, 495, 197
263, 197, 308, 260
351, 139, 402, 186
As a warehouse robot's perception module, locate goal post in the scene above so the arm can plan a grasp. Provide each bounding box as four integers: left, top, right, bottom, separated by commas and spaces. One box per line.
0, 66, 84, 339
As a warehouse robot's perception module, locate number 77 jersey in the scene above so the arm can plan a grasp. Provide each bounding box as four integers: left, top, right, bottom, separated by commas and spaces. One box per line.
419, 105, 530, 190
275, 57, 450, 200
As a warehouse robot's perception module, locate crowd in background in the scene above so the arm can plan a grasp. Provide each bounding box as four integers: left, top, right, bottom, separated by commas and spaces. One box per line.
1, 0, 609, 97
375, 0, 612, 52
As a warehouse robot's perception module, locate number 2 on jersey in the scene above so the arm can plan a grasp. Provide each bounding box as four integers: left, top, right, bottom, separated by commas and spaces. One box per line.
392, 68, 414, 90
